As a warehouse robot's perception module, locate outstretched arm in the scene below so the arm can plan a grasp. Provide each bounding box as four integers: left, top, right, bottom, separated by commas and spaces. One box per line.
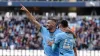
66, 27, 77, 38
20, 4, 41, 30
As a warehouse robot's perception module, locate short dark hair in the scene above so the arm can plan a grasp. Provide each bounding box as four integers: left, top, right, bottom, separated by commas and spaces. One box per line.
60, 20, 68, 27
48, 19, 57, 23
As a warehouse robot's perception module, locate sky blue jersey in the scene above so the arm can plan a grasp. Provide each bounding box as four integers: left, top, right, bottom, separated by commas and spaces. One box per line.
40, 26, 62, 56
52, 32, 76, 56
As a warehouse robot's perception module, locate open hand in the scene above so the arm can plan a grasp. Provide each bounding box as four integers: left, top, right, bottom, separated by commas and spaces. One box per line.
47, 40, 54, 46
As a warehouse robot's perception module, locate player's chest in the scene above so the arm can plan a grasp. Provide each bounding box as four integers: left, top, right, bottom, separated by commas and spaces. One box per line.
45, 32, 56, 40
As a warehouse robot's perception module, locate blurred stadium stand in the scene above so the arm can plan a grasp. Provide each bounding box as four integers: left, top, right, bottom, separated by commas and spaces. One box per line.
0, 0, 99, 1
0, 0, 99, 7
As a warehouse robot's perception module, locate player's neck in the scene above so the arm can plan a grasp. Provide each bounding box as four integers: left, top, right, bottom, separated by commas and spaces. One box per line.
49, 27, 56, 33
62, 27, 69, 32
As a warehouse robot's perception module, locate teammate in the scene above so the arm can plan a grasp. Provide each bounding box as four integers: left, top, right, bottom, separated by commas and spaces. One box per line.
20, 4, 76, 56
52, 20, 77, 56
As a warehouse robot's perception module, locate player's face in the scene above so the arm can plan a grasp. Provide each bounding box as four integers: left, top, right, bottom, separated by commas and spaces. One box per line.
59, 24, 64, 31
46, 20, 56, 30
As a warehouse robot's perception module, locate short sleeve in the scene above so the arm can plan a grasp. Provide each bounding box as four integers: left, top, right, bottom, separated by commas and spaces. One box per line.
40, 26, 47, 35
54, 34, 61, 44
52, 33, 62, 51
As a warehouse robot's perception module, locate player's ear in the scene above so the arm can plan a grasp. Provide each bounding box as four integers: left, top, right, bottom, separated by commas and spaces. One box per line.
58, 24, 62, 28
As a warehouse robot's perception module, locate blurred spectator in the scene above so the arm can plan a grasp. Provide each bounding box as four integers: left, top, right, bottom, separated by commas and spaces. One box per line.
28, 33, 42, 49
75, 18, 100, 50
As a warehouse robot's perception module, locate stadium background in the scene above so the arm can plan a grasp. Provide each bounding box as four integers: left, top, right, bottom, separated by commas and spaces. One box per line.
0, 0, 100, 56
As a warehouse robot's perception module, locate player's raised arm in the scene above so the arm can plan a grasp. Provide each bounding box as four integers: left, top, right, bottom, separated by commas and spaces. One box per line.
66, 28, 77, 38
20, 4, 41, 29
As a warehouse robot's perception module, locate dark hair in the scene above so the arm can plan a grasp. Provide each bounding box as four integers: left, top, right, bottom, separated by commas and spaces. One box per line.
48, 19, 57, 23
48, 17, 57, 23
60, 20, 68, 27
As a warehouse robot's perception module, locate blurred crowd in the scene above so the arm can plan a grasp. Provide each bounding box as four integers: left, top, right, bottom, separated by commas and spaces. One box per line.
0, 16, 43, 50
0, 15, 99, 50
75, 17, 100, 50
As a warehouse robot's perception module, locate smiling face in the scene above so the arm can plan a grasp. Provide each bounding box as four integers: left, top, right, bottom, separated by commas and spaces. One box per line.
46, 19, 57, 30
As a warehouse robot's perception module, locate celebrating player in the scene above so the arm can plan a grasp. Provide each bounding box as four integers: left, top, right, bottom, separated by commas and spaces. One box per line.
52, 20, 77, 56
20, 4, 76, 56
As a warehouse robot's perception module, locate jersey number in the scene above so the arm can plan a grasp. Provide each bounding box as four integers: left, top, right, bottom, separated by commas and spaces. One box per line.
63, 39, 71, 49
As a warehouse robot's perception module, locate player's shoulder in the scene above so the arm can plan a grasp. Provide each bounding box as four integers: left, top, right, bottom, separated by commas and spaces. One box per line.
56, 32, 65, 36
56, 28, 62, 32
66, 32, 74, 38
55, 32, 65, 39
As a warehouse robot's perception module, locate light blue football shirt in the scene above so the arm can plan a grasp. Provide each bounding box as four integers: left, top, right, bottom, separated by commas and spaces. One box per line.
53, 32, 76, 56
40, 26, 62, 56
